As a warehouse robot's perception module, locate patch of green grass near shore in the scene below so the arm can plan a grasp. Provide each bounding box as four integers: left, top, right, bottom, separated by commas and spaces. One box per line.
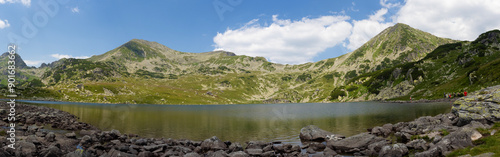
447, 122, 500, 157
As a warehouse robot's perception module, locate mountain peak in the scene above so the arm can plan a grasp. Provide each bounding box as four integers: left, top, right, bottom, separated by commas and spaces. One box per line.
1, 52, 28, 69
473, 29, 500, 44
341, 23, 455, 71
89, 39, 175, 62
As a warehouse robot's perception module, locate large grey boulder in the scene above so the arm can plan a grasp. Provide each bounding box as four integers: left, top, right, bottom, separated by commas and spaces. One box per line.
327, 133, 386, 153
452, 85, 500, 126
300, 125, 344, 141
201, 136, 228, 151
416, 129, 474, 156
229, 151, 249, 157
15, 141, 37, 157
405, 139, 428, 151
378, 143, 408, 157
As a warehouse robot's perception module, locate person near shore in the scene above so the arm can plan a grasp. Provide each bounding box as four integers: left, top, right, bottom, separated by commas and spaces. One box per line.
444, 92, 447, 98
464, 90, 467, 96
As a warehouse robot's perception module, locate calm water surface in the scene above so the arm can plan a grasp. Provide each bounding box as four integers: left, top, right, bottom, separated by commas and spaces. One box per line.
21, 101, 451, 144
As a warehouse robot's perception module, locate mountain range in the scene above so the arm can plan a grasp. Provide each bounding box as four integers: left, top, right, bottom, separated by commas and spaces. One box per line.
1, 23, 499, 105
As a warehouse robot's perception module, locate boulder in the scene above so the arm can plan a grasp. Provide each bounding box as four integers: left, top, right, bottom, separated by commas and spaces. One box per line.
414, 147, 440, 157
15, 141, 37, 157
245, 149, 263, 156
371, 124, 393, 137
263, 145, 273, 152
110, 129, 122, 137
106, 148, 136, 157
300, 125, 344, 141
327, 133, 386, 153
80, 135, 93, 147
63, 152, 83, 157
394, 132, 411, 143
307, 142, 326, 151
65, 132, 76, 138
143, 144, 167, 151
406, 139, 428, 150
184, 152, 202, 157
379, 143, 408, 157
207, 150, 228, 157
364, 140, 390, 156
228, 142, 243, 152
322, 147, 338, 156
440, 130, 473, 150
138, 151, 154, 157
201, 136, 227, 151
45, 132, 56, 142
291, 145, 301, 153
134, 138, 148, 145
471, 130, 483, 141
41, 145, 62, 157
261, 151, 275, 157
245, 141, 269, 149
229, 151, 249, 157
452, 85, 500, 125
418, 129, 474, 156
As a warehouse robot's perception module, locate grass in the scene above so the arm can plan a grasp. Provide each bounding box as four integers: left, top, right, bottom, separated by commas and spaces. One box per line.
447, 122, 500, 157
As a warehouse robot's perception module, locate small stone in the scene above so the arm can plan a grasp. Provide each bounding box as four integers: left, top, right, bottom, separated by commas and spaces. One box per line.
184, 152, 202, 157
246, 149, 263, 156
45, 132, 56, 142
65, 132, 77, 138
229, 151, 249, 157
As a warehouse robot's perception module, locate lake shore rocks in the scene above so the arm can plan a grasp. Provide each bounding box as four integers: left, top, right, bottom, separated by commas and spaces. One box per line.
0, 85, 498, 156
299, 125, 344, 141
317, 85, 499, 157
0, 103, 309, 156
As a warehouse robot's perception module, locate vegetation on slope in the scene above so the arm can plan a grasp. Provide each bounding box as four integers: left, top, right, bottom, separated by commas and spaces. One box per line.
1, 24, 499, 105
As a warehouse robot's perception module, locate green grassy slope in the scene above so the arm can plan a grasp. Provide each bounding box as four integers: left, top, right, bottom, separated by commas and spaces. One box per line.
342, 30, 500, 101
2, 24, 498, 105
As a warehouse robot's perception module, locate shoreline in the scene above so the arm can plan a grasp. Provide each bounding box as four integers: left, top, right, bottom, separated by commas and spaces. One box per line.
1, 87, 498, 157
379, 98, 459, 103
2, 97, 460, 106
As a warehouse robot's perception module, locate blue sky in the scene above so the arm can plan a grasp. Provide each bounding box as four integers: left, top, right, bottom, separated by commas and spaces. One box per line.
1, 0, 500, 66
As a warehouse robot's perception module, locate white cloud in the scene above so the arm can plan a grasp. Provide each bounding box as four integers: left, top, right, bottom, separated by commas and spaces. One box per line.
0, 19, 10, 29
394, 0, 500, 41
51, 54, 89, 59
213, 15, 352, 64
213, 0, 500, 64
380, 0, 401, 8
0, 0, 30, 7
347, 8, 394, 50
24, 60, 43, 66
71, 7, 80, 13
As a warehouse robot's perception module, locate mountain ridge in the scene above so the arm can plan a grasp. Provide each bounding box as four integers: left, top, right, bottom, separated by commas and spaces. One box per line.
3, 23, 498, 105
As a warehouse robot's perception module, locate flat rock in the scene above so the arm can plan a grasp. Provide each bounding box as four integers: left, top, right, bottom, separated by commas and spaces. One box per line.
327, 133, 386, 153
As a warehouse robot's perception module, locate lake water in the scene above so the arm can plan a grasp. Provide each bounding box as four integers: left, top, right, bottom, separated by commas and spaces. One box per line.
21, 100, 451, 144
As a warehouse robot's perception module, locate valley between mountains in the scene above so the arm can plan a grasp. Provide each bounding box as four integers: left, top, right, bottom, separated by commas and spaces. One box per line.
1, 23, 500, 105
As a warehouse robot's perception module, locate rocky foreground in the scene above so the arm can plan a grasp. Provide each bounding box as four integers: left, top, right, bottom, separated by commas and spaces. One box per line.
0, 85, 499, 157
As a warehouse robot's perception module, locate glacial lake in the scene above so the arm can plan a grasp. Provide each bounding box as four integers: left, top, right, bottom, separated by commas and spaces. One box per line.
21, 101, 451, 144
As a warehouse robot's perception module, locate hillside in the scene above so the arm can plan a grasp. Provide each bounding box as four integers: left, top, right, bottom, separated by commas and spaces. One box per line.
339, 30, 500, 101
2, 23, 496, 105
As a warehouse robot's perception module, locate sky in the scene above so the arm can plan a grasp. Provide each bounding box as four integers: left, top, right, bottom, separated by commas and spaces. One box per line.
1, 0, 500, 66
